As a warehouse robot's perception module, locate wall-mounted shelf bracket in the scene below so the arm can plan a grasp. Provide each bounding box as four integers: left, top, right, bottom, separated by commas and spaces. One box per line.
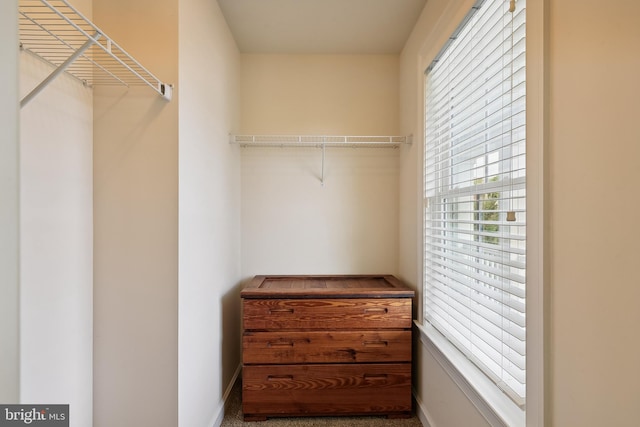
19, 0, 173, 108
20, 31, 99, 108
229, 134, 412, 185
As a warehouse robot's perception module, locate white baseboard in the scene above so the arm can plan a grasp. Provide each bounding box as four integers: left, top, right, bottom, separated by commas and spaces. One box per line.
210, 363, 242, 427
413, 388, 434, 427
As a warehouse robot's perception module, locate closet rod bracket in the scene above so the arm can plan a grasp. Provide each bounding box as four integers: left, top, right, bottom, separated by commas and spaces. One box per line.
160, 83, 173, 101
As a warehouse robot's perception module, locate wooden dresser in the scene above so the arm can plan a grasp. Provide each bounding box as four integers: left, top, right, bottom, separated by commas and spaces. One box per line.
241, 275, 414, 421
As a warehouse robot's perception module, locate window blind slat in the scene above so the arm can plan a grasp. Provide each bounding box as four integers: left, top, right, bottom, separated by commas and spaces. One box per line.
426, 306, 525, 377
426, 224, 525, 242
425, 294, 526, 374
426, 257, 526, 309
424, 230, 526, 256
425, 239, 526, 270
426, 280, 527, 381
425, 285, 526, 343
427, 247, 526, 288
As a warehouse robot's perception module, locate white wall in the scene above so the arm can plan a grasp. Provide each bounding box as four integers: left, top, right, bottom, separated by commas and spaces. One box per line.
92, 0, 179, 425
177, 0, 242, 426
19, 50, 93, 427
0, 0, 19, 404
17, 0, 93, 425
241, 54, 399, 135
240, 54, 401, 277
548, 1, 640, 425
242, 147, 400, 275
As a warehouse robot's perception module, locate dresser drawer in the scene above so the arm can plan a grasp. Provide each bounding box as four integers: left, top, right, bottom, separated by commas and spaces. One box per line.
243, 298, 412, 330
243, 330, 411, 364
242, 363, 412, 417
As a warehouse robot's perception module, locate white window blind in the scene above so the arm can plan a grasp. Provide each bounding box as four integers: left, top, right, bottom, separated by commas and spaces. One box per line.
424, 0, 526, 406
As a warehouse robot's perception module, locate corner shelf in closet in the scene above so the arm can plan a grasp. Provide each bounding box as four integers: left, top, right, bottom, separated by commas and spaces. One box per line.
18, 0, 173, 108
230, 134, 412, 185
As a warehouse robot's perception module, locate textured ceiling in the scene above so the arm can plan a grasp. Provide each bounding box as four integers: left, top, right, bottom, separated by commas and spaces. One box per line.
217, 0, 427, 54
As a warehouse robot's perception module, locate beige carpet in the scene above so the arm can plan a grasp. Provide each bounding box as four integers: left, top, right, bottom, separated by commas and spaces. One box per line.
221, 378, 424, 427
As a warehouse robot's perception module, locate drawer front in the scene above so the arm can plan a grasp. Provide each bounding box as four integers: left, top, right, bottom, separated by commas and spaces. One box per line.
242, 363, 411, 417
243, 298, 412, 330
243, 330, 411, 364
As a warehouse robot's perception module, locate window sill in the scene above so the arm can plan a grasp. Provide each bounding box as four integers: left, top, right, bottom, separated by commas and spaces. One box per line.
415, 321, 525, 427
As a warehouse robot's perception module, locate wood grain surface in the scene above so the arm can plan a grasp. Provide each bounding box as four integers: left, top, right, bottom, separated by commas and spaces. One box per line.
241, 275, 415, 299
243, 330, 411, 364
242, 364, 412, 418
243, 298, 412, 330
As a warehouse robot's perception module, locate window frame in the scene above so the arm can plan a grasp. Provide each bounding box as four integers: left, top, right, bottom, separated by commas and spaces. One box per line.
415, 0, 546, 425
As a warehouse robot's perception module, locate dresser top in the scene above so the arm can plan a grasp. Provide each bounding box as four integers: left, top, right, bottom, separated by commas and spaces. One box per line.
241, 275, 415, 299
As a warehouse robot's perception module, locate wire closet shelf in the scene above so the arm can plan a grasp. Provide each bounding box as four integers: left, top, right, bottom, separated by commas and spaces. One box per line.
18, 0, 173, 107
230, 134, 412, 185
230, 135, 412, 149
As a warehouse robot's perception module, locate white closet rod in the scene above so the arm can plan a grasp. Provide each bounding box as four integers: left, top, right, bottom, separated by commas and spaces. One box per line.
19, 0, 173, 107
